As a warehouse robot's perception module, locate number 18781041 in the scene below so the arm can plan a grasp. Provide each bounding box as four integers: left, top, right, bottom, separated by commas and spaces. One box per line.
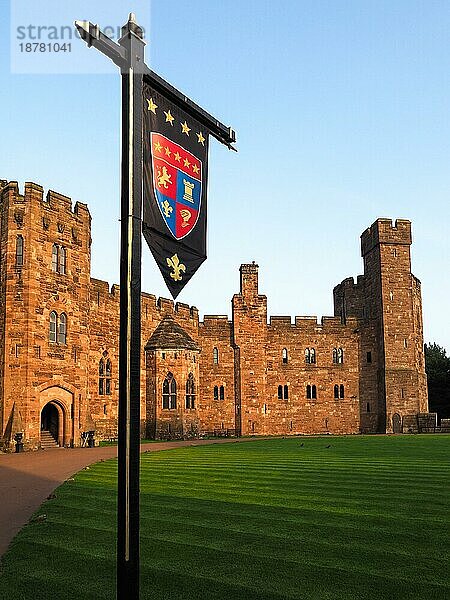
19, 43, 72, 52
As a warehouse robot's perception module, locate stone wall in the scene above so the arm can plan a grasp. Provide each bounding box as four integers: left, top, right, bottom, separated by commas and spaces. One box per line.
0, 181, 429, 447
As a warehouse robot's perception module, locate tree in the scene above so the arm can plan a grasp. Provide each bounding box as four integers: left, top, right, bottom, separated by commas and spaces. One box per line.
424, 343, 450, 421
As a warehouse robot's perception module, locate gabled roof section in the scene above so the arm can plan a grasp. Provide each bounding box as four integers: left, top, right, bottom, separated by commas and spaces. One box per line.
145, 315, 200, 351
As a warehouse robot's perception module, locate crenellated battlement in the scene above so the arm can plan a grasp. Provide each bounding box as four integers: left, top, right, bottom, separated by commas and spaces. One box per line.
90, 277, 199, 321
333, 274, 365, 293
361, 218, 411, 256
0, 180, 91, 225
266, 314, 359, 332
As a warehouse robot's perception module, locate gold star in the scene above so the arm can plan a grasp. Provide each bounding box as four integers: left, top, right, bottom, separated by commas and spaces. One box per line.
164, 110, 175, 125
192, 164, 200, 175
196, 131, 205, 145
181, 121, 191, 135
183, 157, 191, 168
174, 152, 181, 162
146, 98, 158, 114
164, 146, 171, 157
154, 140, 163, 153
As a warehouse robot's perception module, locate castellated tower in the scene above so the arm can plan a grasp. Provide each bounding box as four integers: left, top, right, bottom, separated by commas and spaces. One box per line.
0, 181, 91, 448
232, 263, 268, 436
334, 218, 428, 433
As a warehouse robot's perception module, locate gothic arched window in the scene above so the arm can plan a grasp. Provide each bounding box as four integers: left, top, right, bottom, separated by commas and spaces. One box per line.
305, 348, 311, 364
58, 313, 67, 344
59, 246, 66, 275
49, 311, 57, 342
163, 372, 177, 409
105, 359, 112, 395
278, 385, 283, 399
340, 384, 345, 399
219, 385, 224, 401
214, 385, 219, 401
334, 384, 339, 399
52, 244, 58, 272
213, 347, 219, 365
337, 348, 344, 364
310, 348, 316, 364
99, 358, 105, 395
185, 373, 195, 409
282, 348, 288, 364
99, 356, 112, 395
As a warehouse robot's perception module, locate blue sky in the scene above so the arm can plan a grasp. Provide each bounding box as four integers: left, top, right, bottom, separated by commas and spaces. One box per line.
1, 1, 449, 349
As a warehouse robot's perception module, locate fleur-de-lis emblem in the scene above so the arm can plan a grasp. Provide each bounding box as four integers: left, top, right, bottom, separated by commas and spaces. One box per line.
166, 253, 186, 281
161, 200, 173, 218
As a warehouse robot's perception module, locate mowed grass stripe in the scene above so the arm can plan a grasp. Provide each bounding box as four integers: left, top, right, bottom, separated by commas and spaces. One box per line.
46, 494, 448, 561
0, 435, 449, 600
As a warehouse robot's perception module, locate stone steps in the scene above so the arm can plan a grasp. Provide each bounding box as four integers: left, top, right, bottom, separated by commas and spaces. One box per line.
40, 430, 58, 449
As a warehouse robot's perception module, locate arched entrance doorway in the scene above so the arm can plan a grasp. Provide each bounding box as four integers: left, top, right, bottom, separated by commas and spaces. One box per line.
392, 413, 402, 434
41, 402, 61, 446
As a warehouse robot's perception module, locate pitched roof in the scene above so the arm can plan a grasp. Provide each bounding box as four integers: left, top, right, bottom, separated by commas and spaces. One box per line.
145, 316, 200, 351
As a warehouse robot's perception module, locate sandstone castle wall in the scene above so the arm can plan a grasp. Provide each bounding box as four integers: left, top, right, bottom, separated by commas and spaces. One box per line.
0, 181, 428, 449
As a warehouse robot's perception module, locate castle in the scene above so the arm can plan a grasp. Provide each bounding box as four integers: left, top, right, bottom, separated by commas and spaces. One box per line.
0, 180, 428, 450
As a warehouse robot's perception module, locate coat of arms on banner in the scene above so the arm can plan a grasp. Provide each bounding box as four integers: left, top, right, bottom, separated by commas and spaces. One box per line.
150, 132, 202, 240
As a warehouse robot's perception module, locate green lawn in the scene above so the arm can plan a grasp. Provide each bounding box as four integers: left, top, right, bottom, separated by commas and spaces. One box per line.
1, 435, 449, 599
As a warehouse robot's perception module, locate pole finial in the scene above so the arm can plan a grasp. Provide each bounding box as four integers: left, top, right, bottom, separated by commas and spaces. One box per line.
121, 13, 144, 40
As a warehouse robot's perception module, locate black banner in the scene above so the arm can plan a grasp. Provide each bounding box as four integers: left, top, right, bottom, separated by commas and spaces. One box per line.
142, 78, 210, 298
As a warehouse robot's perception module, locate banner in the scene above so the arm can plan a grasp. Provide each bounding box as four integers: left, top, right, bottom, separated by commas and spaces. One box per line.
142, 79, 209, 298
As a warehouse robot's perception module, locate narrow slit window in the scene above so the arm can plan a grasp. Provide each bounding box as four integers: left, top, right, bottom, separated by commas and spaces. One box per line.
99, 358, 105, 395
16, 235, 24, 267
283, 385, 288, 400
277, 385, 283, 399
220, 385, 224, 401
105, 359, 112, 395
214, 385, 219, 401
282, 348, 288, 364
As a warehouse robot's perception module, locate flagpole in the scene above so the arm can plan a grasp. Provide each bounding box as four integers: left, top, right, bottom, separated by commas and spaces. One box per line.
74, 14, 235, 599
117, 15, 144, 600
